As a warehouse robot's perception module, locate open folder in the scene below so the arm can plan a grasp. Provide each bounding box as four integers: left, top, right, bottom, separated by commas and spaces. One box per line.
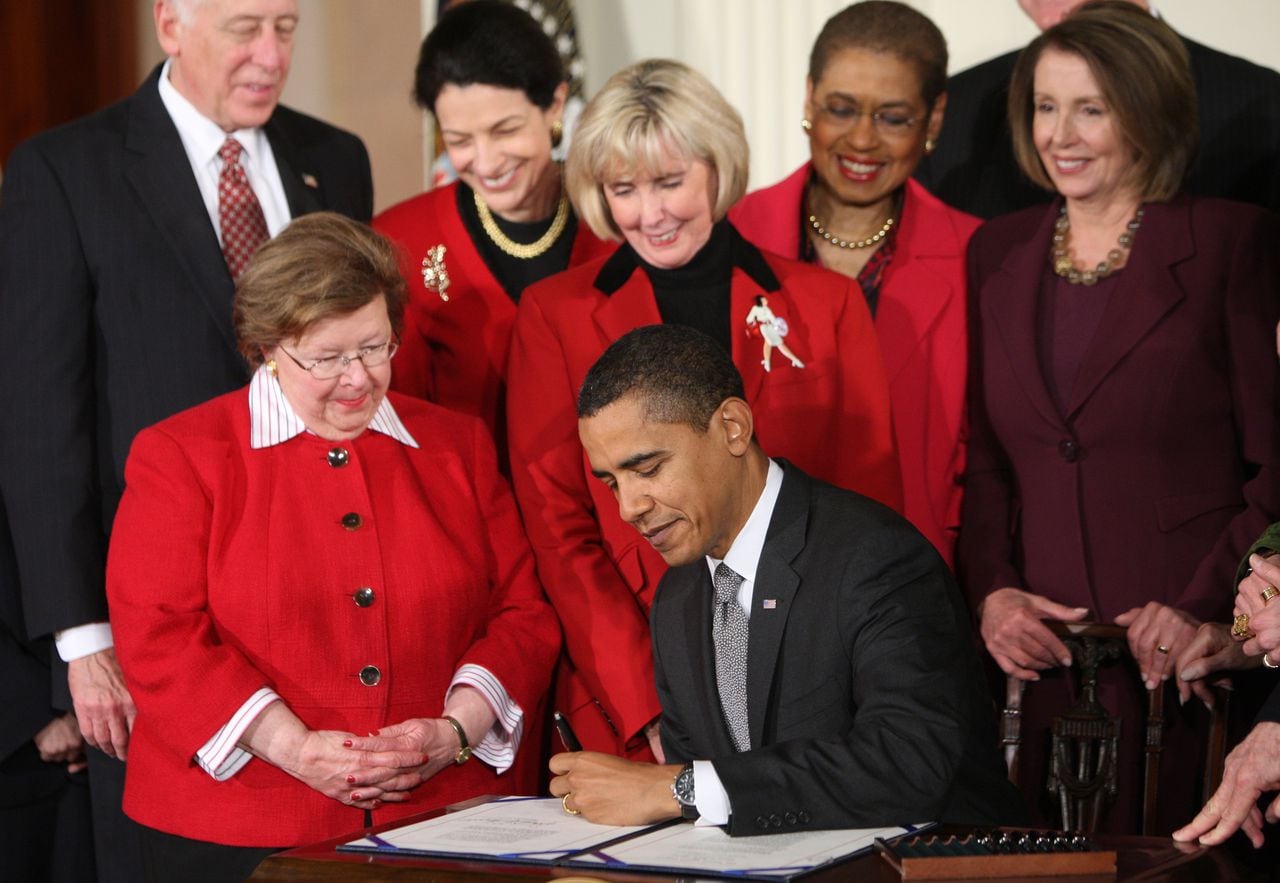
338, 796, 928, 881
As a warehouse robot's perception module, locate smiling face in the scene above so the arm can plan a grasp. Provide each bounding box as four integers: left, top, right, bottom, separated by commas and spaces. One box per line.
805, 47, 943, 211
268, 296, 393, 441
579, 394, 754, 566
155, 0, 297, 132
602, 142, 717, 270
434, 82, 565, 223
1032, 47, 1137, 207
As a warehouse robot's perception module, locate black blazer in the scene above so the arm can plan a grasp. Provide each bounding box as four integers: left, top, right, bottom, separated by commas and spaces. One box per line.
915, 36, 1280, 219
651, 462, 1025, 836
0, 65, 373, 644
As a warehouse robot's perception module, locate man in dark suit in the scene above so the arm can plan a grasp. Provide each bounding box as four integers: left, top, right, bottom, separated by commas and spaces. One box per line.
0, 1, 372, 878
548, 325, 1022, 835
915, 0, 1280, 218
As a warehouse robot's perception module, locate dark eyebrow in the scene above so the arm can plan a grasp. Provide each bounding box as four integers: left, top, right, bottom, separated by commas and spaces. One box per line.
619, 450, 665, 470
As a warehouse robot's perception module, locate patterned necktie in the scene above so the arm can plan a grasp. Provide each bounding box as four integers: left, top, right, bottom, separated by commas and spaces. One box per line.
712, 562, 751, 752
217, 137, 270, 279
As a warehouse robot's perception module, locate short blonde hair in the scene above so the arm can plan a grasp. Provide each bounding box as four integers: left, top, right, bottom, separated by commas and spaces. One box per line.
233, 213, 406, 367
1008, 0, 1195, 201
566, 59, 748, 241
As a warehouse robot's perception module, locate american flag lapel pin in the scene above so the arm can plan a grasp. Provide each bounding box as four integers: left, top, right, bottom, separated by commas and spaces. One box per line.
762, 599, 777, 610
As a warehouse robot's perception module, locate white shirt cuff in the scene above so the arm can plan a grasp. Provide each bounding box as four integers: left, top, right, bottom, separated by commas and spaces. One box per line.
54, 622, 114, 661
195, 687, 280, 781
693, 759, 732, 827
449, 664, 522, 774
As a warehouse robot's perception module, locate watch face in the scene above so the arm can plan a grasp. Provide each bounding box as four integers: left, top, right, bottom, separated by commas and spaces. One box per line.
674, 765, 696, 805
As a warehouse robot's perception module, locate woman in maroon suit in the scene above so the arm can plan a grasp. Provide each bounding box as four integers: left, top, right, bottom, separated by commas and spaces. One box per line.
507, 59, 900, 766
731, 1, 977, 566
961, 1, 1280, 833
373, 0, 612, 441
106, 215, 558, 878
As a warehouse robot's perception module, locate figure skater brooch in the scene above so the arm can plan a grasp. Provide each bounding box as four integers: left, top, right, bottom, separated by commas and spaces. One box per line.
421, 244, 451, 302
745, 295, 805, 372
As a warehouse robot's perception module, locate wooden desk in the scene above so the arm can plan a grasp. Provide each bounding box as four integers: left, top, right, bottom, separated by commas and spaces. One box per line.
248, 800, 1253, 882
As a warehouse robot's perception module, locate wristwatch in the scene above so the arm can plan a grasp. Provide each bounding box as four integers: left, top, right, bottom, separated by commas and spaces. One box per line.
444, 716, 472, 765
672, 762, 699, 820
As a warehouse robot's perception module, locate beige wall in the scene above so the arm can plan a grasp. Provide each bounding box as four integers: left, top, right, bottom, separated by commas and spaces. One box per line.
137, 1, 1280, 210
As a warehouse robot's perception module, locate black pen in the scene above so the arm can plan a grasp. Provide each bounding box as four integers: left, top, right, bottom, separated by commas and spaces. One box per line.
553, 711, 582, 751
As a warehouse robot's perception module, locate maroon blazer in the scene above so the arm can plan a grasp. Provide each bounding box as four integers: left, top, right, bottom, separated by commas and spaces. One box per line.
507, 232, 900, 759
733, 168, 980, 565
106, 390, 559, 846
373, 183, 615, 437
959, 196, 1280, 623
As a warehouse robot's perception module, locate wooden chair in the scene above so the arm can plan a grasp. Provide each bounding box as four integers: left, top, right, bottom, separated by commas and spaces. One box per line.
1000, 621, 1231, 835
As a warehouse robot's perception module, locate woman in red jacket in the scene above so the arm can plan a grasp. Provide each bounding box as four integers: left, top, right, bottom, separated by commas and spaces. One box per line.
106, 214, 558, 879
373, 0, 612, 443
507, 59, 899, 765
731, 1, 977, 566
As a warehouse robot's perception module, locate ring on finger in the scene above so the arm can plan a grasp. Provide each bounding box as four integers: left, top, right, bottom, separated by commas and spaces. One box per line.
1233, 613, 1254, 639
562, 793, 581, 816
1262, 585, 1279, 604
1156, 644, 1171, 655
1266, 653, 1279, 670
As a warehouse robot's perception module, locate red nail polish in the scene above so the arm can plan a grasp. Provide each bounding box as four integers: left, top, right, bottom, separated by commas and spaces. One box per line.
346, 775, 355, 784
343, 739, 352, 747
352, 793, 362, 801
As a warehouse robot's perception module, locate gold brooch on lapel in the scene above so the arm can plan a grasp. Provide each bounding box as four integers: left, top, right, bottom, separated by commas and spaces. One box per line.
745, 295, 804, 373
421, 244, 452, 302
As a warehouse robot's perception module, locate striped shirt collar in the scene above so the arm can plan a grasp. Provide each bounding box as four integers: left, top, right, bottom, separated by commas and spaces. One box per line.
247, 364, 419, 450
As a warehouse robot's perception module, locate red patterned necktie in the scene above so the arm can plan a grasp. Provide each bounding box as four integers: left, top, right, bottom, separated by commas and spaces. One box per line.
217, 137, 270, 279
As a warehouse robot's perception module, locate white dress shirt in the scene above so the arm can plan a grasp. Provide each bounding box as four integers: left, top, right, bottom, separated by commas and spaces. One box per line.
691, 458, 784, 827
195, 367, 524, 779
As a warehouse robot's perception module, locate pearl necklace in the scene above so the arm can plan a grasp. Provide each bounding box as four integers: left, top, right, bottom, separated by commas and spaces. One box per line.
473, 189, 570, 259
807, 212, 895, 249
1051, 205, 1144, 286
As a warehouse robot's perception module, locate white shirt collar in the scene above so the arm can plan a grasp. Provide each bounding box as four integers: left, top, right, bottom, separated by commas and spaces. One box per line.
247, 364, 419, 450
706, 459, 784, 585
158, 58, 269, 170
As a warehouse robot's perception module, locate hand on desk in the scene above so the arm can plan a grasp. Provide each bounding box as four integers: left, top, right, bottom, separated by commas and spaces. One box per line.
549, 751, 681, 826
1174, 721, 1280, 848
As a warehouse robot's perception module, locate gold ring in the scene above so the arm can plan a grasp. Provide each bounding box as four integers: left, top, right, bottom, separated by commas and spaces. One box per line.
1263, 586, 1279, 604
1156, 645, 1171, 655
1232, 613, 1254, 638
1265, 653, 1278, 669
562, 793, 581, 816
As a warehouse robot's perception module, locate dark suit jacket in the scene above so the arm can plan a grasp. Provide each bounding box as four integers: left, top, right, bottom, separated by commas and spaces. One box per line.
916, 37, 1280, 218
0, 65, 372, 647
652, 462, 1024, 836
959, 197, 1280, 623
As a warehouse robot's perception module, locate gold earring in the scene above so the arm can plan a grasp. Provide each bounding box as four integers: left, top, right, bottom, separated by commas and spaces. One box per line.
801, 118, 813, 132
266, 359, 277, 376
550, 120, 564, 149
925, 137, 936, 154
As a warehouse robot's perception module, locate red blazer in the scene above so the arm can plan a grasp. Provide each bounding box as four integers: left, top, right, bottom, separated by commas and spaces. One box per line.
106, 390, 560, 846
959, 196, 1280, 623
507, 228, 900, 758
732, 168, 979, 565
373, 183, 615, 438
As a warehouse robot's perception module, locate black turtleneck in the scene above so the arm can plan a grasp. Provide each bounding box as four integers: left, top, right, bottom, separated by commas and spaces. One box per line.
637, 220, 734, 353
456, 181, 578, 303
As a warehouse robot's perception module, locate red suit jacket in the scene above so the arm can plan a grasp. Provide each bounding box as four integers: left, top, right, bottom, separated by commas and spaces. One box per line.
960, 196, 1280, 622
507, 229, 900, 759
373, 183, 614, 438
732, 168, 979, 565
106, 390, 560, 846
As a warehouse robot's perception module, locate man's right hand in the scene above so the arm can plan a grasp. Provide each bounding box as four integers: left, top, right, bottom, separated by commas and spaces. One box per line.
68, 647, 136, 760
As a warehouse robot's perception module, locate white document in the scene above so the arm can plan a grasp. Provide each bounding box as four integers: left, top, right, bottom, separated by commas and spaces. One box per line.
567, 820, 927, 878
340, 796, 653, 861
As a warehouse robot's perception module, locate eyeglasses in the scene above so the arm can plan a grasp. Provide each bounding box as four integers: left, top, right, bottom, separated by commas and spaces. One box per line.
816, 102, 921, 137
278, 339, 399, 380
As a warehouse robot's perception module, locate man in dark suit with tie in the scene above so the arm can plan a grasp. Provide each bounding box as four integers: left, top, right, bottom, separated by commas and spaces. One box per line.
915, 0, 1280, 218
548, 325, 1022, 835
0, 1, 371, 878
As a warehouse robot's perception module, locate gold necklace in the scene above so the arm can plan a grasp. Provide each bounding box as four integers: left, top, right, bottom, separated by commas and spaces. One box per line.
807, 211, 894, 249
1051, 205, 1144, 286
473, 190, 570, 259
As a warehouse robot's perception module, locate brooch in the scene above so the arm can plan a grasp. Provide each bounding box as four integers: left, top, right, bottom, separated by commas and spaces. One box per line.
421, 244, 451, 302
745, 295, 804, 373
